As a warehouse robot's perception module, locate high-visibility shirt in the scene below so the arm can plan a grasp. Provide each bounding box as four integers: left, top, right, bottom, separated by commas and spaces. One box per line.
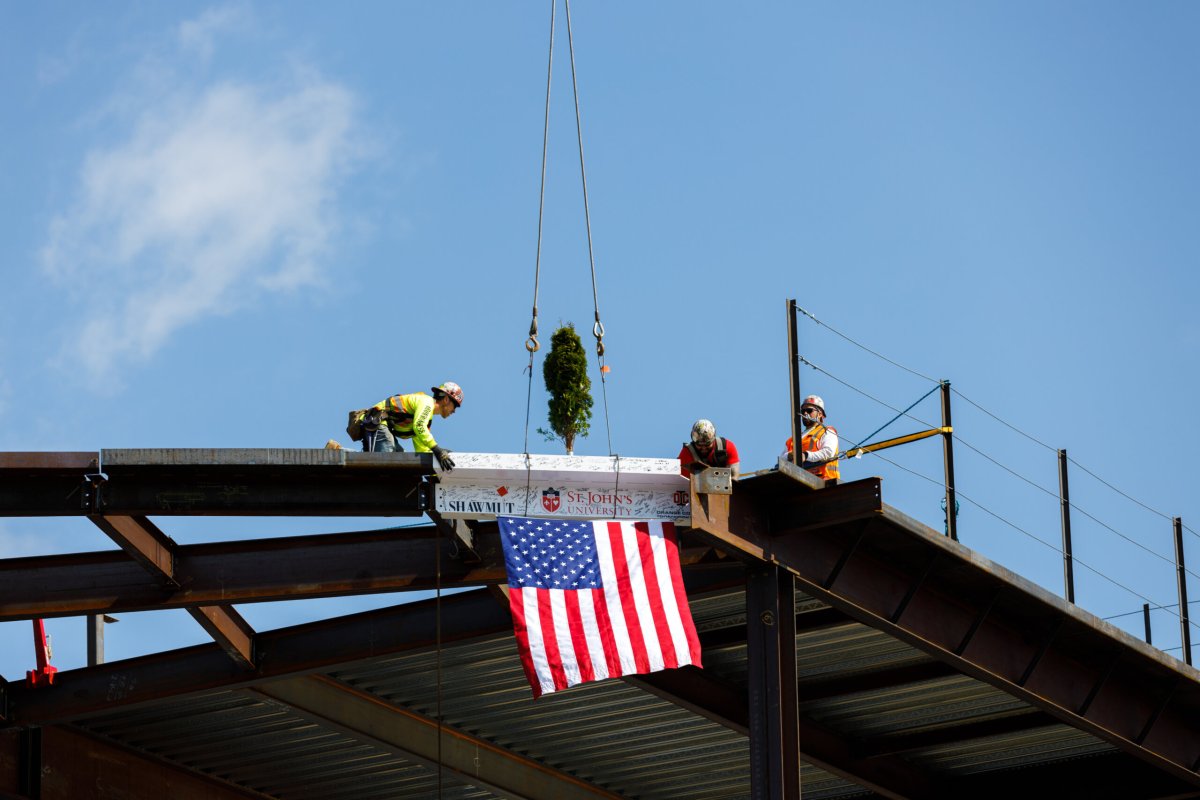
372, 392, 438, 452
785, 424, 840, 481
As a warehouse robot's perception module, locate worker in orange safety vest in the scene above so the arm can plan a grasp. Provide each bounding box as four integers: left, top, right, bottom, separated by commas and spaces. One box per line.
783, 394, 840, 482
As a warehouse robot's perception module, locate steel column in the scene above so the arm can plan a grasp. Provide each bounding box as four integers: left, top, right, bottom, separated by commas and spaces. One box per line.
18, 726, 40, 799
86, 615, 104, 667
1058, 449, 1074, 603
940, 381, 958, 541
1174, 517, 1191, 666
787, 299, 802, 467
747, 563, 801, 799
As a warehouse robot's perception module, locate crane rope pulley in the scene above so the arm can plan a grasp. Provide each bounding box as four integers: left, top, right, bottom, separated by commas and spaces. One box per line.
522, 0, 614, 456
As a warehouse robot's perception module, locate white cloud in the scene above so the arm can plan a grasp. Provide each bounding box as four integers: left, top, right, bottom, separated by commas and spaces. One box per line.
178, 4, 252, 62
42, 31, 361, 379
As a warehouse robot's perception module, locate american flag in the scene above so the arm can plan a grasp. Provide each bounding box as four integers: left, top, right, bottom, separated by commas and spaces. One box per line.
497, 516, 703, 698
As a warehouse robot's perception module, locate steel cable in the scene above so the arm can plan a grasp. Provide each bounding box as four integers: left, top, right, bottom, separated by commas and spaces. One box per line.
563, 0, 613, 455
820, 362, 1200, 583
522, 0, 557, 456
794, 305, 938, 383
795, 308, 1181, 544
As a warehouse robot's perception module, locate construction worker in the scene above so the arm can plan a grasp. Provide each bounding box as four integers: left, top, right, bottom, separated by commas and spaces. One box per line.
360, 382, 461, 471
783, 394, 840, 482
678, 419, 740, 478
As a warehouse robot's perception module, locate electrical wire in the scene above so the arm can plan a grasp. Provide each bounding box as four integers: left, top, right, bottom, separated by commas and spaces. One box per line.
950, 388, 1057, 453
840, 383, 941, 455
1066, 455, 1174, 522
951, 489, 1169, 613
795, 308, 1183, 549
796, 332, 1200, 643
797, 356, 939, 430
794, 305, 938, 383
864, 436, 1199, 615
953, 436, 1059, 499
949, 435, 1200, 580
809, 357, 1182, 560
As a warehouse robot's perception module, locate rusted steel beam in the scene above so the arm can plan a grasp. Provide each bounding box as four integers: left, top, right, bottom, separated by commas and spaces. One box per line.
768, 477, 884, 537
0, 526, 497, 621
0, 452, 99, 471
625, 666, 749, 734
188, 605, 255, 669
89, 514, 177, 583
252, 675, 623, 800
696, 470, 1200, 787
626, 661, 934, 800
790, 715, 932, 799
36, 725, 271, 799
856, 709, 1059, 758
86, 513, 256, 669
0, 526, 731, 622
690, 476, 883, 564
941, 748, 1198, 799
0, 452, 100, 516
0, 449, 433, 516
799, 660, 958, 701
2, 589, 512, 726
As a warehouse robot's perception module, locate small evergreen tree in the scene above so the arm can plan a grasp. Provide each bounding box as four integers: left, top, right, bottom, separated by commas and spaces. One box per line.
538, 323, 593, 455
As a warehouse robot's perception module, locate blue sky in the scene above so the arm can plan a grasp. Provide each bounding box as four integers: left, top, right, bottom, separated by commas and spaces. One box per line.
2, 2, 1199, 681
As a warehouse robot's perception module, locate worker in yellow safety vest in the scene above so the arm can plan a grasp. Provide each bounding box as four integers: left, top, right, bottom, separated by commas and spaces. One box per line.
361, 382, 462, 471
783, 394, 840, 482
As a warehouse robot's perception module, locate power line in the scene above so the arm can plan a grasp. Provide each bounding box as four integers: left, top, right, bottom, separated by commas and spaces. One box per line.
862, 448, 945, 489
953, 489, 1170, 614
1066, 500, 1200, 584
859, 428, 1200, 627
953, 435, 1059, 500
794, 306, 938, 383
797, 356, 939, 430
950, 387, 1057, 453
800, 358, 1200, 596
796, 309, 1183, 545
1065, 455, 1174, 522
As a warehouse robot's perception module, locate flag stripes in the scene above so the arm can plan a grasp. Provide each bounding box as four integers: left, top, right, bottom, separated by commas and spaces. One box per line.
499, 516, 702, 698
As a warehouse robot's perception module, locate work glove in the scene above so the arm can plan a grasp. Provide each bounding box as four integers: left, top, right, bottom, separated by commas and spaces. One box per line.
432, 445, 455, 472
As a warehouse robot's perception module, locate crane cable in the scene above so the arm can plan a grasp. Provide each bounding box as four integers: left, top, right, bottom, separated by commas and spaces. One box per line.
523, 0, 556, 456
523, 0, 614, 457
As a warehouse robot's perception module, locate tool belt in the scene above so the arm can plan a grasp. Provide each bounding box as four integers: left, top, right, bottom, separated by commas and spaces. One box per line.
346, 409, 383, 442
347, 408, 415, 442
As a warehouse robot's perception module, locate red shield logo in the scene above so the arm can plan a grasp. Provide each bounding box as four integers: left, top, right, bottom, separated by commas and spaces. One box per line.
542, 488, 561, 513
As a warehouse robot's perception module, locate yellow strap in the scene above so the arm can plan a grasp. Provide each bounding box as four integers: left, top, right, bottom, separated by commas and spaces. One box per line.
842, 427, 952, 459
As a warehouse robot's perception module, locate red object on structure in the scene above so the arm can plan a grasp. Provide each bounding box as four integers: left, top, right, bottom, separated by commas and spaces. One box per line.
27, 618, 57, 687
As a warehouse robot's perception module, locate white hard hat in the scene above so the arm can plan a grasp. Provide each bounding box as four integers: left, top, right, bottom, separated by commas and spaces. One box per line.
801, 395, 826, 415
691, 419, 716, 447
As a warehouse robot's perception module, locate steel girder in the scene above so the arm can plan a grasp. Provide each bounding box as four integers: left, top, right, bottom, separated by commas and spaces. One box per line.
0, 449, 431, 517
690, 468, 1200, 790
251, 675, 622, 800
2, 590, 513, 727
0, 525, 729, 621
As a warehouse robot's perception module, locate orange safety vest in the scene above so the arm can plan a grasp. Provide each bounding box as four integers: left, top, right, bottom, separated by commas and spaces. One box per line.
785, 424, 840, 481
